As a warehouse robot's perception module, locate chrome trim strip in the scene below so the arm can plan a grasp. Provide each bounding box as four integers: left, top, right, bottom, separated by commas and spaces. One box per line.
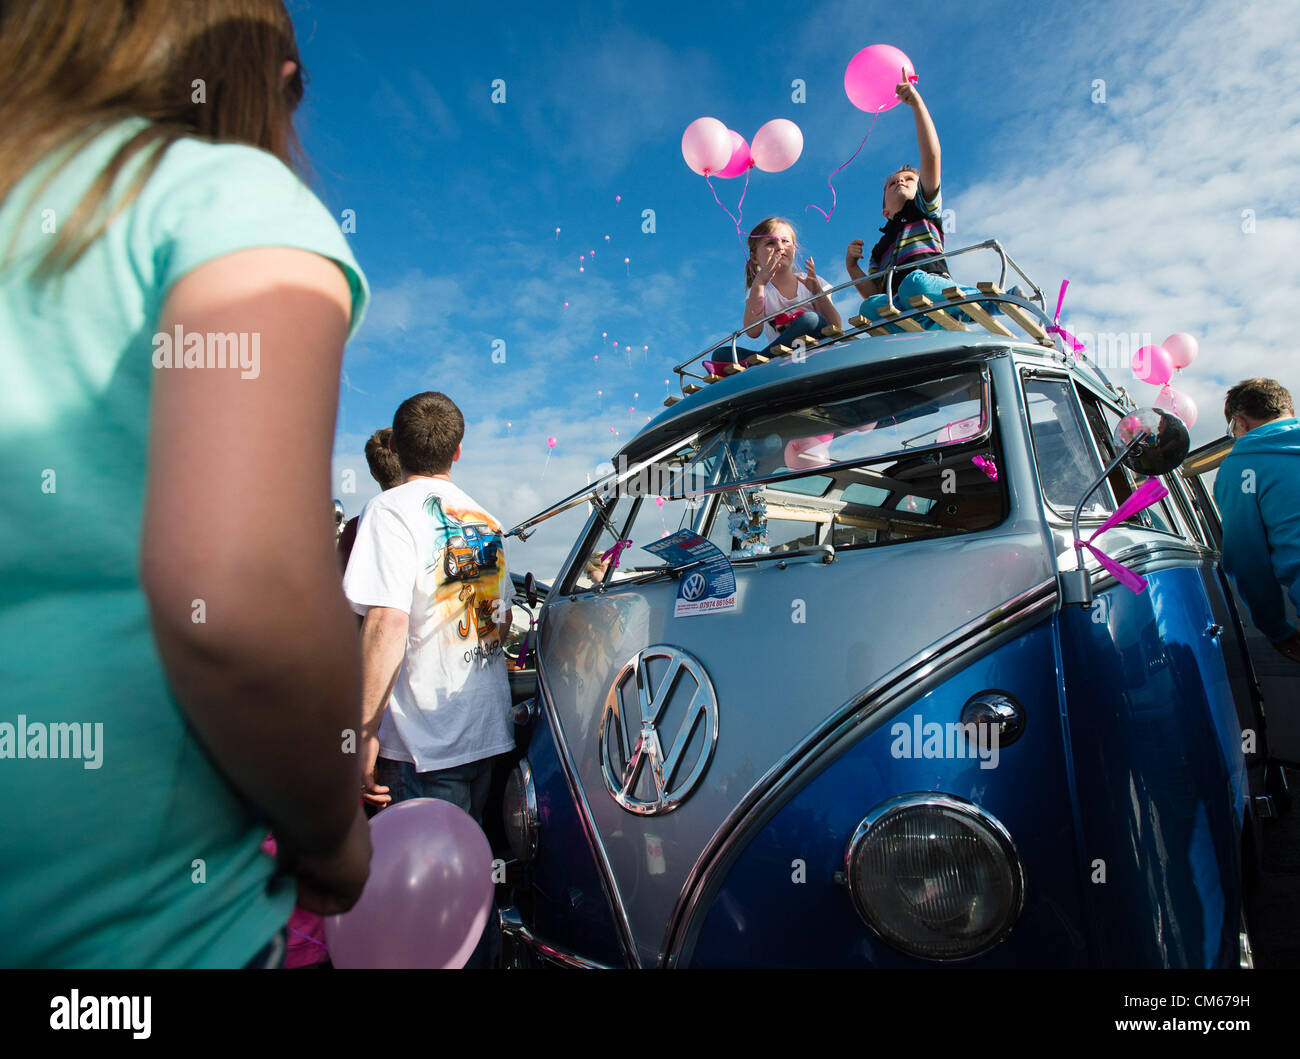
843, 793, 1026, 961
498, 908, 617, 970
1078, 540, 1219, 592
660, 576, 1059, 967
534, 655, 640, 967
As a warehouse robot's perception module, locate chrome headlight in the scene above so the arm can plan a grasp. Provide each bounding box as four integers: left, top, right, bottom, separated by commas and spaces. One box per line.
844, 793, 1024, 960
503, 759, 539, 863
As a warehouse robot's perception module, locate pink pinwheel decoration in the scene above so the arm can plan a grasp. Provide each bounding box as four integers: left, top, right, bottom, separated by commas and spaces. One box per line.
1074, 478, 1169, 594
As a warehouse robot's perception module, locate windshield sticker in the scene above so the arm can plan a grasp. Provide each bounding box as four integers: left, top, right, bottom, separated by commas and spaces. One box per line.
643, 530, 737, 617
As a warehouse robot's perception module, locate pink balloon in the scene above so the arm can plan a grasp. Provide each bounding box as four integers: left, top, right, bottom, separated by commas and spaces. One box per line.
844, 44, 918, 113
751, 118, 804, 173
1155, 385, 1198, 428
547, 436, 557, 448
324, 799, 493, 969
1163, 332, 1198, 369
716, 130, 752, 178
681, 116, 732, 176
1133, 344, 1174, 386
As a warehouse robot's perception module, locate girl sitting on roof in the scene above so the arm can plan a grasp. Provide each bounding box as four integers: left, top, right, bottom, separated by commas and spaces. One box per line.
706, 217, 843, 374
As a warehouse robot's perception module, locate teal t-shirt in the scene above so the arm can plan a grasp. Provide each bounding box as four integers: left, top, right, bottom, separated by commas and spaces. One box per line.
0, 119, 369, 967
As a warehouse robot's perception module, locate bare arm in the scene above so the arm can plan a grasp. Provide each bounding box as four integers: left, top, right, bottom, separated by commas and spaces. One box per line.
742, 243, 780, 338
846, 239, 880, 299
356, 604, 409, 806
899, 72, 941, 196
141, 247, 362, 856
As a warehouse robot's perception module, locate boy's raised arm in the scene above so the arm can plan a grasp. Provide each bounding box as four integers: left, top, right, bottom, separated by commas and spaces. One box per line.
898, 69, 941, 195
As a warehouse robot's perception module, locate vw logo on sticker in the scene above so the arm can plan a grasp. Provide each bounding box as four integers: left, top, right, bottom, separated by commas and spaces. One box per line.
681, 571, 707, 601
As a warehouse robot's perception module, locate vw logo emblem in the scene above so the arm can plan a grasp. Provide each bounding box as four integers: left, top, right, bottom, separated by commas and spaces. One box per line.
681, 572, 707, 601
599, 646, 719, 816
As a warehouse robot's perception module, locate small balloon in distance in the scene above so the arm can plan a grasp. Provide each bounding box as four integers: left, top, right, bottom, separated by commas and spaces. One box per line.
751, 119, 804, 172
845, 44, 917, 113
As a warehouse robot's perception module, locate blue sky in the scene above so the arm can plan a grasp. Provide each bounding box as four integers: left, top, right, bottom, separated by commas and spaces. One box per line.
294, 0, 1300, 581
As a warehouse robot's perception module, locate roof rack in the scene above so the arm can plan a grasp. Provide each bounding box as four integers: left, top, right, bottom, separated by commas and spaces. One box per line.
665, 240, 1089, 406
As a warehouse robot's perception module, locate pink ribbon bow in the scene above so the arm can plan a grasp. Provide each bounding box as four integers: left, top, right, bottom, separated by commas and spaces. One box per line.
601, 538, 634, 571
1047, 280, 1087, 359
1074, 478, 1169, 594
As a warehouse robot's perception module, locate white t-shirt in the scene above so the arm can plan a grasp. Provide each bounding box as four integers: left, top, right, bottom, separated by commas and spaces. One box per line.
343, 477, 515, 772
753, 272, 833, 342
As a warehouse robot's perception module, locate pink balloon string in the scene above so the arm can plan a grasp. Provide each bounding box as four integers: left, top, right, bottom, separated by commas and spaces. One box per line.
705, 174, 749, 252
601, 538, 634, 570
806, 110, 880, 222
290, 926, 329, 952
1047, 280, 1088, 358
735, 166, 750, 238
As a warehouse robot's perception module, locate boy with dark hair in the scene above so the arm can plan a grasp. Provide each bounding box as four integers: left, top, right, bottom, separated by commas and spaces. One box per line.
1214, 377, 1300, 662
365, 427, 403, 490
337, 427, 403, 570
342, 392, 514, 817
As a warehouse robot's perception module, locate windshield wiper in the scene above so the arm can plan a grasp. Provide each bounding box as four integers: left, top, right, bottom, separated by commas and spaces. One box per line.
731, 544, 836, 566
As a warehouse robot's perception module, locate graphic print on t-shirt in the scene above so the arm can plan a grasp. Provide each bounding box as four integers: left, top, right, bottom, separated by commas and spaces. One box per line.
421, 492, 508, 649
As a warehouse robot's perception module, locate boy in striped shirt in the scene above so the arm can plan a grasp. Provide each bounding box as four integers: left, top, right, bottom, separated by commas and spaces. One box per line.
846, 71, 985, 330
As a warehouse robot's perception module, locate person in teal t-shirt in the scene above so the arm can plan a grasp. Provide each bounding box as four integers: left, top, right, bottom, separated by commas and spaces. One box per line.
0, 0, 372, 967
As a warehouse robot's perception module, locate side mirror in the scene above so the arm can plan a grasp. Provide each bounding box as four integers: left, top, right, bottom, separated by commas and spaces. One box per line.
524, 571, 538, 609
1114, 408, 1190, 477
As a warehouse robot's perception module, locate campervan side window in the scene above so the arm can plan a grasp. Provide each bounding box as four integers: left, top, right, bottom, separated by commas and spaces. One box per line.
1079, 388, 1183, 537
1022, 375, 1113, 519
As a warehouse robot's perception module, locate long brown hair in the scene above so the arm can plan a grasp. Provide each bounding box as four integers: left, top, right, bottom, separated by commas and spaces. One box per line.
744, 217, 797, 288
0, 0, 306, 276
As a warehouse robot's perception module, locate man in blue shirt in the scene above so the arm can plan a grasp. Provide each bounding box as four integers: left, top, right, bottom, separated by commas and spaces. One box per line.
1214, 377, 1300, 663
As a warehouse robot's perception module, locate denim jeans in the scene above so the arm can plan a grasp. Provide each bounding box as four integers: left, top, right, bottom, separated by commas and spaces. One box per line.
373, 756, 499, 967
863, 268, 1013, 331
707, 310, 834, 368
858, 269, 998, 332
374, 756, 494, 822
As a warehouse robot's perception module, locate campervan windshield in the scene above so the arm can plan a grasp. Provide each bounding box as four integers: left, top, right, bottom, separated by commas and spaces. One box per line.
566, 365, 1008, 590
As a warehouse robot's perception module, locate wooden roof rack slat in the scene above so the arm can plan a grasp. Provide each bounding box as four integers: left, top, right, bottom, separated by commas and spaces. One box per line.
943, 287, 1015, 338
975, 283, 1054, 346
873, 304, 926, 332
908, 294, 969, 332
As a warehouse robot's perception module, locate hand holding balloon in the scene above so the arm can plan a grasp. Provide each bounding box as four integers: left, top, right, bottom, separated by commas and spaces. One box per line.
895, 66, 921, 108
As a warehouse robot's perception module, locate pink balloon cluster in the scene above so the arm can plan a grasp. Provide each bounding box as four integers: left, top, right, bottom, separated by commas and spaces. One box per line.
1132, 332, 1200, 426
681, 116, 804, 176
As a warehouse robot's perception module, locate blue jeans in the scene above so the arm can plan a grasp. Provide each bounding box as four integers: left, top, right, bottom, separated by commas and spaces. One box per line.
374, 756, 494, 821
709, 310, 834, 366
859, 270, 996, 332
374, 756, 499, 967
